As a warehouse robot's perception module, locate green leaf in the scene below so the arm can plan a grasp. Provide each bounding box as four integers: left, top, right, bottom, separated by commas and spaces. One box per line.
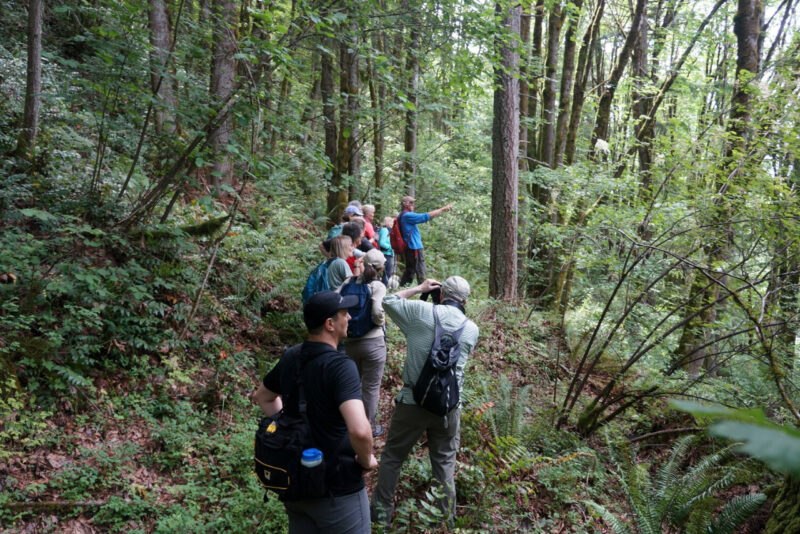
19, 208, 58, 222
710, 421, 800, 478
672, 400, 800, 477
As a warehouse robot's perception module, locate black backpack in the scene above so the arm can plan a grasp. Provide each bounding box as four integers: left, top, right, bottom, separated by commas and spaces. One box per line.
412, 306, 468, 416
254, 346, 330, 501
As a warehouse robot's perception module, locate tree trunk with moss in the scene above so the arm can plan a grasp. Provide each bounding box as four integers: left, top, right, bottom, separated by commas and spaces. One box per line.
765, 476, 800, 534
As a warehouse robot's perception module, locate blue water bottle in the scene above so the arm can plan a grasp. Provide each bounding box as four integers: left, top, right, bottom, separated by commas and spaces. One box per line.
300, 448, 325, 497
301, 448, 323, 468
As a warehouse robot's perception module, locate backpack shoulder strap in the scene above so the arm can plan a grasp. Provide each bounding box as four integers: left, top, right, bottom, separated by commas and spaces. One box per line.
398, 210, 409, 236
433, 305, 468, 334
290, 345, 339, 420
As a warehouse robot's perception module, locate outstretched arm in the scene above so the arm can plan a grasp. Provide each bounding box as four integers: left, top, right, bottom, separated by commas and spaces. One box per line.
428, 204, 453, 219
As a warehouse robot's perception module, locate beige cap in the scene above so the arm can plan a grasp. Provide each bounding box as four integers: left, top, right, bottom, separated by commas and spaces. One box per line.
442, 276, 470, 302
364, 248, 386, 269
401, 195, 416, 205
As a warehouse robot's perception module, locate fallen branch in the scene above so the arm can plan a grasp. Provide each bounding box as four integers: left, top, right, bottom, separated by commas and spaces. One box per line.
628, 426, 702, 443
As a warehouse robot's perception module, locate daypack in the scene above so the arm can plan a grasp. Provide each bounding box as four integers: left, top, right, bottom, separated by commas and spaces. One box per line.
301, 258, 334, 306
389, 210, 409, 254
412, 306, 468, 417
254, 346, 329, 501
340, 276, 375, 338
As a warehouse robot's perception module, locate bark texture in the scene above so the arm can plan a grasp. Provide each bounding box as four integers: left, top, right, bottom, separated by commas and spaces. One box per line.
590, 0, 647, 159
209, 0, 237, 188
554, 0, 585, 167
148, 0, 177, 134
321, 36, 345, 225
565, 0, 604, 164
539, 4, 563, 168
490, 3, 521, 301
16, 0, 43, 157
402, 25, 420, 195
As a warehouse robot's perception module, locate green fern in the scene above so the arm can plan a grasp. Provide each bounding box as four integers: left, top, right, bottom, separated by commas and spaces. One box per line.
588, 435, 762, 534
485, 375, 532, 440
708, 493, 766, 534
585, 501, 634, 534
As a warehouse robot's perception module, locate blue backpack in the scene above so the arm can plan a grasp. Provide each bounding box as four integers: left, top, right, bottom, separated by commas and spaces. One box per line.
339, 277, 375, 338
302, 258, 335, 306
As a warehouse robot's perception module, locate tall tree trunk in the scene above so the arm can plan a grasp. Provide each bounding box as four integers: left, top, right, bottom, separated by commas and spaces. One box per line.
402, 25, 420, 195
490, 3, 521, 301
268, 74, 291, 156
590, 0, 647, 159
676, 0, 762, 375
525, 0, 554, 300
554, 0, 585, 167
148, 0, 177, 135
337, 28, 359, 201
632, 6, 653, 208
539, 3, 563, 168
368, 50, 386, 214
16, 0, 43, 158
519, 9, 531, 174
565, 0, 604, 164
300, 48, 320, 146
322, 36, 345, 226
209, 0, 237, 189
528, 0, 545, 164
341, 23, 360, 200
726, 0, 761, 153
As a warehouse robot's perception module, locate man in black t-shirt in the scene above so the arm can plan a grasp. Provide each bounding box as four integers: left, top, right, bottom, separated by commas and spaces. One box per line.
252, 291, 378, 534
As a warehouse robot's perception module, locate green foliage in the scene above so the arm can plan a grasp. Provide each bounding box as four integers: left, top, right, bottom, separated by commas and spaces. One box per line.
587, 435, 764, 534
0, 205, 200, 394
484, 375, 533, 439
673, 400, 800, 478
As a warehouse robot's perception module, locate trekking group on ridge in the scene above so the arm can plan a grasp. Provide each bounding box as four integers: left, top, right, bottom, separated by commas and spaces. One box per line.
252, 195, 479, 533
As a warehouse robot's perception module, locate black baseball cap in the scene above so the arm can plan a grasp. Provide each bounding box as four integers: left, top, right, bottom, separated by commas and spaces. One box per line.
303, 291, 358, 330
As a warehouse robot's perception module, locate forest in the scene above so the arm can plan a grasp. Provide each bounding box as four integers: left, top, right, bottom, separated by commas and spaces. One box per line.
1, 0, 800, 531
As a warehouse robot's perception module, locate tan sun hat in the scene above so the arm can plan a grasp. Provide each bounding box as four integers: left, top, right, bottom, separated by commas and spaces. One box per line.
442, 276, 470, 302
364, 248, 386, 269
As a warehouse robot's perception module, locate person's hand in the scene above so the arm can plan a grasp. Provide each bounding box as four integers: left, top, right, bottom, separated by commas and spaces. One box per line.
443, 203, 453, 212
419, 278, 441, 294
352, 257, 364, 275
356, 453, 378, 470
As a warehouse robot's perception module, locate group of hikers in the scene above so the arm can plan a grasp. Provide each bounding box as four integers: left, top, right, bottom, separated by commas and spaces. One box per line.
252, 195, 480, 533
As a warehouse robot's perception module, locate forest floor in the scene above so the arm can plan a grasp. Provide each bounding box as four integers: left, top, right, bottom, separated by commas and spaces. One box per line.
1, 297, 601, 532
0, 213, 774, 533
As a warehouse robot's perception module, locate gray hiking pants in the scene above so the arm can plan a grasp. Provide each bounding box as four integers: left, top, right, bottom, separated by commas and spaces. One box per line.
371, 403, 461, 525
284, 488, 370, 534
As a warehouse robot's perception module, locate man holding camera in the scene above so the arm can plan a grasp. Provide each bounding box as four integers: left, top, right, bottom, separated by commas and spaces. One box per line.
370, 276, 479, 527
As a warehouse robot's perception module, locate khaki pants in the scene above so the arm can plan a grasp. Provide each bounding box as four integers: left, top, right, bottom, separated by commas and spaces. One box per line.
343, 335, 386, 425
371, 403, 460, 525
